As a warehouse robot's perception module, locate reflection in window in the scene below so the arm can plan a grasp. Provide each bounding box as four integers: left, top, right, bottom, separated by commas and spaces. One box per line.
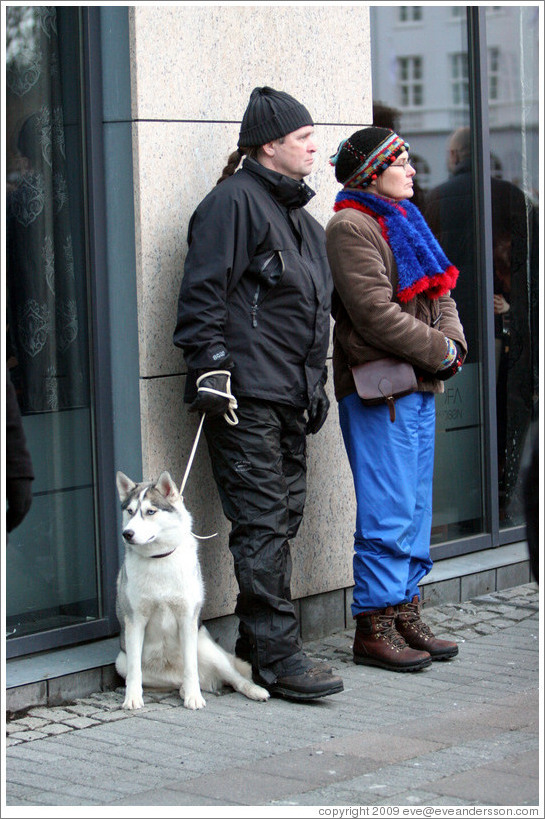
399, 6, 422, 23
5, 6, 101, 642
490, 153, 503, 179
488, 47, 500, 100
372, 5, 482, 545
371, 4, 538, 544
398, 56, 423, 107
450, 53, 469, 106
488, 6, 539, 526
410, 155, 431, 192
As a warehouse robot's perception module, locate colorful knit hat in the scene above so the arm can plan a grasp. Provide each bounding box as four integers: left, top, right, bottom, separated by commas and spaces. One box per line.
238, 87, 314, 148
330, 127, 409, 189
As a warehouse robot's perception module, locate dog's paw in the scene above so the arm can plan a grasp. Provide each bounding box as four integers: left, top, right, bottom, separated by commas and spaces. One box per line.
183, 689, 206, 710
252, 685, 270, 702
122, 690, 144, 710
242, 681, 270, 701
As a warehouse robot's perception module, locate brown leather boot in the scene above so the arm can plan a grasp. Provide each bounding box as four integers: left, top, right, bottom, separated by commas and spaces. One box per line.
353, 607, 432, 672
395, 596, 459, 660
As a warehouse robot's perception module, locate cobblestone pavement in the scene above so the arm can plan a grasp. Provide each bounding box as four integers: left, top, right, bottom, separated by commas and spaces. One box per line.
4, 583, 540, 809
6, 584, 539, 744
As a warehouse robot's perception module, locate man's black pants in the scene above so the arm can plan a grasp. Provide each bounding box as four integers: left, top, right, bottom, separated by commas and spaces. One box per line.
203, 398, 308, 685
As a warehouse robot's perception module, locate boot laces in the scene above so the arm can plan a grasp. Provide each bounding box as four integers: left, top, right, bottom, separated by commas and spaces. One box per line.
376, 612, 408, 649
402, 606, 434, 638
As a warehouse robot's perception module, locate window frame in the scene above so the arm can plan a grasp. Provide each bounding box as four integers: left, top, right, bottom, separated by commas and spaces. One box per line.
397, 55, 424, 108
399, 6, 423, 23
450, 51, 470, 107
431, 6, 527, 560
6, 8, 120, 660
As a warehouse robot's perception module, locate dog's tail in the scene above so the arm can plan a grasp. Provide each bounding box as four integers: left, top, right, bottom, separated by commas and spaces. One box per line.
198, 628, 269, 701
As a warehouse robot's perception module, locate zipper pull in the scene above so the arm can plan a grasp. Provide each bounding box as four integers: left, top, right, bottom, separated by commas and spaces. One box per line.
251, 286, 260, 327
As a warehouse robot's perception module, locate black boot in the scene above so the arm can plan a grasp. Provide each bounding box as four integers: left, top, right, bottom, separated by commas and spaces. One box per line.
266, 665, 344, 701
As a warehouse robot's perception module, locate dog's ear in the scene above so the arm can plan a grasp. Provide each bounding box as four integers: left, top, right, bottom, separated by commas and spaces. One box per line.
155, 471, 180, 501
116, 471, 136, 502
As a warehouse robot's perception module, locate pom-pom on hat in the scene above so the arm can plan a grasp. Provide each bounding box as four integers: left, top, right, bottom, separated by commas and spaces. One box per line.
238, 86, 314, 148
330, 127, 409, 189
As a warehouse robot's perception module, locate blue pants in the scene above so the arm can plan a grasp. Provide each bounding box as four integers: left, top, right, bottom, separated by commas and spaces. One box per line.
339, 391, 436, 615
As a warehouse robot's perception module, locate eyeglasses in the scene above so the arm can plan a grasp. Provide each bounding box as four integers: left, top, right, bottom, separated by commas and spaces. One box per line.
391, 157, 413, 170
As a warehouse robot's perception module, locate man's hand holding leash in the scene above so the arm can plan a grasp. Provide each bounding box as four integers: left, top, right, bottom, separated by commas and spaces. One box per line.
190, 369, 239, 426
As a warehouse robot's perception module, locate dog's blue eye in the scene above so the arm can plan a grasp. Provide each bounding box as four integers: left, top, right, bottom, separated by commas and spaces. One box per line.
146, 509, 156, 516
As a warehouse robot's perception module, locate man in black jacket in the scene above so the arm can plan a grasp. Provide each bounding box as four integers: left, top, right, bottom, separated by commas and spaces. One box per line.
173, 87, 342, 701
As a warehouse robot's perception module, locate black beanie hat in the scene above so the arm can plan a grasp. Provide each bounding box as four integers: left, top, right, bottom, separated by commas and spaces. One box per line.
238, 86, 314, 148
330, 127, 409, 188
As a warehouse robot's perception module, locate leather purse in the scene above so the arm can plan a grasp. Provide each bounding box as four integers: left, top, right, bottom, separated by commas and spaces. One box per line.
351, 358, 417, 422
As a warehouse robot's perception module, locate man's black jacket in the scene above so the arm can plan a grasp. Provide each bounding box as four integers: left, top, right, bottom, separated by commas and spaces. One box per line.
173, 157, 332, 407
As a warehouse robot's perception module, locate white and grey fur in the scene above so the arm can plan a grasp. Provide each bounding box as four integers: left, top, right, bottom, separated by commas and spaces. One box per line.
115, 470, 269, 709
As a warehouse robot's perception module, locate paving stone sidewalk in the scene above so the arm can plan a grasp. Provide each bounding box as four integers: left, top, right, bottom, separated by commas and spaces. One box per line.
4, 583, 540, 810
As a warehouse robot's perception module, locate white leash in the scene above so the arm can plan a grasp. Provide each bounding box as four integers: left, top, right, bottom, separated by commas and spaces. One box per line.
180, 412, 206, 498
180, 413, 217, 541
195, 370, 239, 427
180, 372, 239, 539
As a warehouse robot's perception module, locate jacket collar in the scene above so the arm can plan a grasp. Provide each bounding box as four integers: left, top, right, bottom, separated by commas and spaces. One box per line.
452, 158, 472, 177
242, 156, 315, 210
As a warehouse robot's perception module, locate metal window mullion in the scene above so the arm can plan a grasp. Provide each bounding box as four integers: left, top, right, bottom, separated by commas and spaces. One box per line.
467, 7, 500, 546
80, 7, 120, 626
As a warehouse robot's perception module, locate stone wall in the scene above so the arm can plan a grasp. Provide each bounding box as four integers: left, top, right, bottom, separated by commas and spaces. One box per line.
128, 4, 373, 618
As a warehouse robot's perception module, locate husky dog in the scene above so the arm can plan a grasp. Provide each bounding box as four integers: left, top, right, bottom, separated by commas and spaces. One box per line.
115, 471, 269, 710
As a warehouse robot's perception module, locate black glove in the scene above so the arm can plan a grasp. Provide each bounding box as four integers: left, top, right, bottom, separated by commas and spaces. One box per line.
189, 370, 238, 424
435, 340, 464, 381
306, 380, 330, 435
6, 477, 33, 532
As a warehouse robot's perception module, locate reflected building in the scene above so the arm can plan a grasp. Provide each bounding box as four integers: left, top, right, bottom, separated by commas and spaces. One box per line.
371, 5, 539, 537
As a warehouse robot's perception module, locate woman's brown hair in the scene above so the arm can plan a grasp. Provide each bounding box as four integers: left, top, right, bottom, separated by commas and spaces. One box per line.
216, 146, 258, 185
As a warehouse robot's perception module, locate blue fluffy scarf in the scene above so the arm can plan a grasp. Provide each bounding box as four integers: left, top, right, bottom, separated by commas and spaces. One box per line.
333, 189, 459, 302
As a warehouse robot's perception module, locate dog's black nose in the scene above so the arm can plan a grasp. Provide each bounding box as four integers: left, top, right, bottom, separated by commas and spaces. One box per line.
123, 530, 134, 542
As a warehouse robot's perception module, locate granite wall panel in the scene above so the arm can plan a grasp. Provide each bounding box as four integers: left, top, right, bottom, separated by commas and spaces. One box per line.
129, 4, 371, 616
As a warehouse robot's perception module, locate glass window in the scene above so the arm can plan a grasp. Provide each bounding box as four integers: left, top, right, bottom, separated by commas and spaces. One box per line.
488, 47, 500, 100
399, 6, 422, 23
5, 7, 102, 640
410, 155, 431, 191
450, 53, 469, 106
487, 6, 539, 528
371, 5, 539, 549
372, 6, 485, 545
397, 56, 424, 108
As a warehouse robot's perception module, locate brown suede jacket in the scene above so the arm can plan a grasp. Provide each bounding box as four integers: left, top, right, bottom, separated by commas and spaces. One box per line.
325, 207, 468, 402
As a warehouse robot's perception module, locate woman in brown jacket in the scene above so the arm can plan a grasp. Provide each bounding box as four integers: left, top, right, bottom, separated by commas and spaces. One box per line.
326, 127, 467, 672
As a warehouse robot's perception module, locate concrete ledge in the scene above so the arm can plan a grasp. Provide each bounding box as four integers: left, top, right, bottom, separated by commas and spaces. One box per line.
5, 542, 531, 714
421, 542, 529, 584
421, 542, 531, 608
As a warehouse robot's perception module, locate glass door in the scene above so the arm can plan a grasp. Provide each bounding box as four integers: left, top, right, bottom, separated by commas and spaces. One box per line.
370, 5, 486, 547
369, 5, 539, 555
485, 5, 539, 531
5, 7, 101, 645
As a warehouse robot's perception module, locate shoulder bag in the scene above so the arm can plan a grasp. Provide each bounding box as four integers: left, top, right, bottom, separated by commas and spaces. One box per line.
351, 358, 417, 422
